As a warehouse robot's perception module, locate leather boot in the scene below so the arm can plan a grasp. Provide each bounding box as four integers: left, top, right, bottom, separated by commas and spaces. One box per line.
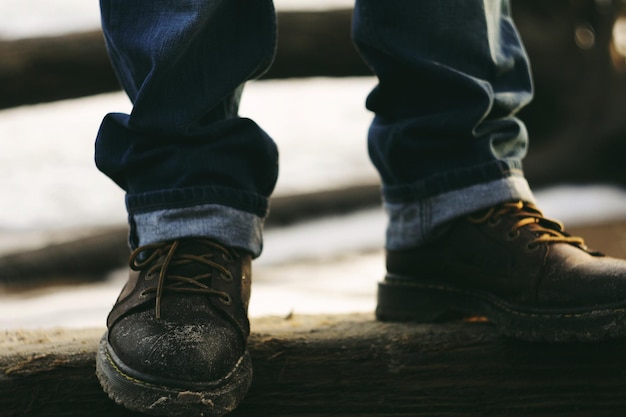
96, 238, 252, 416
378, 201, 626, 342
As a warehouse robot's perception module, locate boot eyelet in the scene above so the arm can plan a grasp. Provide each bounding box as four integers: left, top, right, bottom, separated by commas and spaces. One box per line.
526, 243, 540, 252
220, 294, 232, 305
507, 230, 520, 240
221, 272, 233, 282
489, 217, 501, 227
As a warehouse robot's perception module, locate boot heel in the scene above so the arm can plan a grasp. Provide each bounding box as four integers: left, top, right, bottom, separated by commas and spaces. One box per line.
376, 277, 462, 323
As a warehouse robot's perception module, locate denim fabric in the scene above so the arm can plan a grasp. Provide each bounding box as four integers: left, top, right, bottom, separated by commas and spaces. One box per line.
97, 0, 536, 254
96, 0, 278, 255
385, 176, 534, 250
132, 204, 264, 255
353, 0, 535, 248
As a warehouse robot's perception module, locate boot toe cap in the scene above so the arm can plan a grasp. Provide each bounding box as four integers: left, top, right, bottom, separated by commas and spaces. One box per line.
108, 308, 245, 385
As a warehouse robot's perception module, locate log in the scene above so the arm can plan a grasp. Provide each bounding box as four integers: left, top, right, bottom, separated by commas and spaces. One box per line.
0, 226, 129, 286
4, 313, 626, 417
271, 8, 368, 79
0, 31, 120, 108
0, 184, 381, 285
267, 183, 380, 226
0, 9, 368, 109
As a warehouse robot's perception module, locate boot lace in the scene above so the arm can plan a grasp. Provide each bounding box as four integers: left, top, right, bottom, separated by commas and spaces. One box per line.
468, 201, 588, 250
129, 239, 234, 319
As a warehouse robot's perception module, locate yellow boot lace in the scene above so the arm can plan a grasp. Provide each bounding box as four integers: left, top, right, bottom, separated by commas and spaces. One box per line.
468, 201, 587, 250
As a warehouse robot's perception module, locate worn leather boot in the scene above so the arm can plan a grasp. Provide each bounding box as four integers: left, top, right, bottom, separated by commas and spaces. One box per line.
96, 238, 252, 417
378, 201, 626, 342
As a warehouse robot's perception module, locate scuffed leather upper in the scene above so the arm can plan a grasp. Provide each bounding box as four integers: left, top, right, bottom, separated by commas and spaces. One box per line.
106, 239, 252, 385
387, 202, 626, 309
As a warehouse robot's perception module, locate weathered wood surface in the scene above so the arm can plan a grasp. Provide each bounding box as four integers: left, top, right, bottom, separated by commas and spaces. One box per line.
3, 313, 626, 417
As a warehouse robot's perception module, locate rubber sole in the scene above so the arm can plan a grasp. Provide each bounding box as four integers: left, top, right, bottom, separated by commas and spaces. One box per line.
96, 334, 252, 417
376, 274, 626, 342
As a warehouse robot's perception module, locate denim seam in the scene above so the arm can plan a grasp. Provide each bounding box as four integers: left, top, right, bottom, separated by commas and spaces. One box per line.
355, 0, 384, 51
385, 176, 535, 250
383, 159, 523, 203
186, 2, 276, 129
421, 199, 430, 244
125, 185, 268, 217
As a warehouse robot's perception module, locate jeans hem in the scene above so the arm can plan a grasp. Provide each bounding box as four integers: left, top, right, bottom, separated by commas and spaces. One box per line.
385, 175, 535, 250
130, 203, 265, 257
382, 159, 524, 203
126, 185, 268, 218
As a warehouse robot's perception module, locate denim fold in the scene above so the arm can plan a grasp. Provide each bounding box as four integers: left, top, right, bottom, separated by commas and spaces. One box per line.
353, 0, 535, 248
132, 203, 265, 257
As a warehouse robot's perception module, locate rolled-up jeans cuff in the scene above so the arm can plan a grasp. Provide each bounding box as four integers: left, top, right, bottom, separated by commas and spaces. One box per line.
385, 176, 536, 250
130, 204, 264, 257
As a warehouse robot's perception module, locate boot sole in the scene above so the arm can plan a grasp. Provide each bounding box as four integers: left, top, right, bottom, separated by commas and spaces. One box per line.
377, 274, 626, 342
96, 333, 252, 417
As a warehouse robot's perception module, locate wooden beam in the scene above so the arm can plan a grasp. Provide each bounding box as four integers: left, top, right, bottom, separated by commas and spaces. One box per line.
0, 9, 368, 109
3, 313, 626, 416
0, 30, 119, 109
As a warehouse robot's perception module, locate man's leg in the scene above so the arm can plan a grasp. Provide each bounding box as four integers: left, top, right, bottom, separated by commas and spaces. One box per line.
354, 0, 626, 341
94, 1, 277, 416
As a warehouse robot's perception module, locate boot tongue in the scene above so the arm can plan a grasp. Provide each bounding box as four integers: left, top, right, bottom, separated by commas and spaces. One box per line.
159, 240, 251, 338
164, 240, 223, 286
151, 239, 232, 319
107, 240, 232, 327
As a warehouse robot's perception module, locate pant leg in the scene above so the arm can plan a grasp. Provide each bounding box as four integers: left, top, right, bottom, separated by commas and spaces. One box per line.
96, 0, 278, 256
353, 0, 536, 249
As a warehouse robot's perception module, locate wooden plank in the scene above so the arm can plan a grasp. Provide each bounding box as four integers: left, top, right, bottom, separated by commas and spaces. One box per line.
3, 314, 626, 416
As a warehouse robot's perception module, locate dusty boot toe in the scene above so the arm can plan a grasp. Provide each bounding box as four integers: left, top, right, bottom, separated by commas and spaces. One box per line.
378, 201, 626, 342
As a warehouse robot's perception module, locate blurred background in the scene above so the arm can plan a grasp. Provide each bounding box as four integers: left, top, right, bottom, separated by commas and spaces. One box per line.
2, 0, 626, 329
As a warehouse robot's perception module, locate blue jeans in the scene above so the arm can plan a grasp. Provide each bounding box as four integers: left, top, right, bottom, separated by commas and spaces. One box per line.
96, 0, 535, 256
